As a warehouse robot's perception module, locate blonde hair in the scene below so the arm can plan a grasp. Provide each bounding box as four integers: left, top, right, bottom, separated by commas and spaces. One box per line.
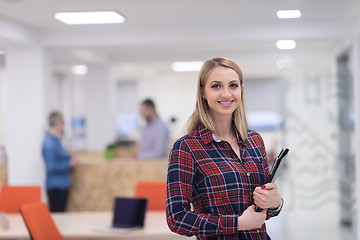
187, 57, 249, 141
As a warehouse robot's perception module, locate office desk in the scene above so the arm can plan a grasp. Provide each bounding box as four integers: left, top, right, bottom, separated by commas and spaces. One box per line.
0, 211, 192, 239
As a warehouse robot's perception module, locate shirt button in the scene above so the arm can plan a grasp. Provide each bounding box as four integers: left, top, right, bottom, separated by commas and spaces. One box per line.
247, 173, 250, 176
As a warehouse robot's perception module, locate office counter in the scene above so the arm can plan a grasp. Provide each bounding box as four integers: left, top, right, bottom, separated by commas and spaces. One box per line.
0, 164, 6, 186
0, 154, 167, 212
67, 153, 168, 211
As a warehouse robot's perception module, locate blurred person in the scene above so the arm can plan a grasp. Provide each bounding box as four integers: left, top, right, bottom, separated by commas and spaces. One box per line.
137, 99, 169, 159
42, 111, 78, 212
166, 57, 283, 239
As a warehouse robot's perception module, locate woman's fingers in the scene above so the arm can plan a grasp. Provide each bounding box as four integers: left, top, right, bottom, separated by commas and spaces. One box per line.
253, 183, 281, 209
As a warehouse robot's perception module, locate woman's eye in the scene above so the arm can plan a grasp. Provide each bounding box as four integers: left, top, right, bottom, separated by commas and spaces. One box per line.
230, 83, 239, 88
211, 84, 221, 88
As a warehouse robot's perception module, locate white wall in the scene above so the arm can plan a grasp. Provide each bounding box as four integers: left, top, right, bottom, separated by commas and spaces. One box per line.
85, 65, 114, 151
245, 77, 283, 113
0, 67, 5, 145
43, 53, 60, 115
5, 46, 48, 186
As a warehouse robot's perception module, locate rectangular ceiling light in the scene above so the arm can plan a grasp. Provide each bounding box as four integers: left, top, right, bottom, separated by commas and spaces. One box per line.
277, 10, 301, 19
276, 40, 296, 50
172, 61, 204, 72
54, 11, 125, 25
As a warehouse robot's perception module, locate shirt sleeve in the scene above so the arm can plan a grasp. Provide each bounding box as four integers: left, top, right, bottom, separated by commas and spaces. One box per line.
166, 139, 239, 239
267, 198, 284, 217
43, 140, 72, 174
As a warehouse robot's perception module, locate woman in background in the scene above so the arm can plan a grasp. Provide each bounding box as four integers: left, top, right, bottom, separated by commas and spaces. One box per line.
166, 57, 283, 240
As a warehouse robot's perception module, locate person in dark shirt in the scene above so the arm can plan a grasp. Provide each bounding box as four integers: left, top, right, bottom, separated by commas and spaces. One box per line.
166, 57, 283, 240
42, 111, 78, 212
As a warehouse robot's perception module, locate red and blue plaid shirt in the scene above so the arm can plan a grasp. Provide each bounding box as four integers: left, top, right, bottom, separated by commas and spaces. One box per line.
166, 124, 281, 240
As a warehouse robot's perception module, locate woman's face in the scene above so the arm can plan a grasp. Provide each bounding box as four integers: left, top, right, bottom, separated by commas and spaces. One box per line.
202, 66, 242, 119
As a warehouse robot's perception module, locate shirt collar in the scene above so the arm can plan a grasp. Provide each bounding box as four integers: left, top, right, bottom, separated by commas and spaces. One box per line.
198, 123, 246, 146
198, 123, 214, 145
46, 131, 59, 139
212, 133, 222, 143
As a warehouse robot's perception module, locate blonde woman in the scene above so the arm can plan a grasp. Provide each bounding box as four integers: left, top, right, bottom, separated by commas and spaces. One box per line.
166, 57, 283, 240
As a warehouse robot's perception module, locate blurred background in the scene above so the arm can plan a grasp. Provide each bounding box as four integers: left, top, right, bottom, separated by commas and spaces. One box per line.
0, 0, 359, 239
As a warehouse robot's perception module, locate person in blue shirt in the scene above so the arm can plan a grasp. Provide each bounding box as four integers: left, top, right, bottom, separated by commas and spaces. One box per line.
42, 111, 78, 212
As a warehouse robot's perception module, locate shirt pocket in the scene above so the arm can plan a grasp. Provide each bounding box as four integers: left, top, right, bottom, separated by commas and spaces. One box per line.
241, 148, 268, 185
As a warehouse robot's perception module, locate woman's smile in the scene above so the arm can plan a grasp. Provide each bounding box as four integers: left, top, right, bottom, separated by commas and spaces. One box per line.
218, 100, 235, 107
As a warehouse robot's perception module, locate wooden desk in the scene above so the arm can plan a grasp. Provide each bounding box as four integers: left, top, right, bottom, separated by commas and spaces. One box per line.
0, 211, 192, 239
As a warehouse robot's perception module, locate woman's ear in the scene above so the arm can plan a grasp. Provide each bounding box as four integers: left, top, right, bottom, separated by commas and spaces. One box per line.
201, 88, 206, 100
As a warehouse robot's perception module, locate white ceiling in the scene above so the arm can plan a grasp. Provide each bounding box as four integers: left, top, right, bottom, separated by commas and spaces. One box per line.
0, 0, 359, 76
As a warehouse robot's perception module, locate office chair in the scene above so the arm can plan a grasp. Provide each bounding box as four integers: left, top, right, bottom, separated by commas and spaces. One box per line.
135, 181, 166, 211
20, 201, 63, 240
0, 184, 41, 213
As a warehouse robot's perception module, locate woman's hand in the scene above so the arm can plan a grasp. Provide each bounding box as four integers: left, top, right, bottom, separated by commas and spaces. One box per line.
237, 205, 266, 231
253, 183, 282, 209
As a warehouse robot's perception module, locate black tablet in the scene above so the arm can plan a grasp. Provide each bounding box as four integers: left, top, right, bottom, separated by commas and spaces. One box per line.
268, 148, 289, 183
254, 148, 289, 212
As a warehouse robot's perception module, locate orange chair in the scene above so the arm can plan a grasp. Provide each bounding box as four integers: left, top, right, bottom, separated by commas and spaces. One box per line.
0, 184, 41, 213
20, 201, 63, 240
135, 181, 166, 211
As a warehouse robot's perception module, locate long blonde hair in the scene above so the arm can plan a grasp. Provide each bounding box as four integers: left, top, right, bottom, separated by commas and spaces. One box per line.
187, 57, 249, 141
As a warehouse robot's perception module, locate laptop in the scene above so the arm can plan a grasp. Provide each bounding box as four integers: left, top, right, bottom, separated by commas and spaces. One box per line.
93, 197, 148, 233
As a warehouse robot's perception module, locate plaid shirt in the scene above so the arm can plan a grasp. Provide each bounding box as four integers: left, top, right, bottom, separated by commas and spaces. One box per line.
166, 124, 281, 240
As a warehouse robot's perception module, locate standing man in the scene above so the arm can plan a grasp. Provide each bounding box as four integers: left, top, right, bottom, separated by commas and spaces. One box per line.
42, 111, 77, 212
137, 99, 169, 159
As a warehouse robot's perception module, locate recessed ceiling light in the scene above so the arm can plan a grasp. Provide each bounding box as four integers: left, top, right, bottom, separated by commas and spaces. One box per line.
171, 61, 204, 72
72, 65, 88, 75
275, 56, 293, 69
277, 10, 301, 19
276, 40, 296, 50
54, 11, 125, 25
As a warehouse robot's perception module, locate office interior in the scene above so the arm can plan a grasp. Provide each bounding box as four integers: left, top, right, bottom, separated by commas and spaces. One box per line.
0, 0, 360, 239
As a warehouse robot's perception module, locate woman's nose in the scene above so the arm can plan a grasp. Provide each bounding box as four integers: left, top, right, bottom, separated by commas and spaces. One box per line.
221, 87, 231, 98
